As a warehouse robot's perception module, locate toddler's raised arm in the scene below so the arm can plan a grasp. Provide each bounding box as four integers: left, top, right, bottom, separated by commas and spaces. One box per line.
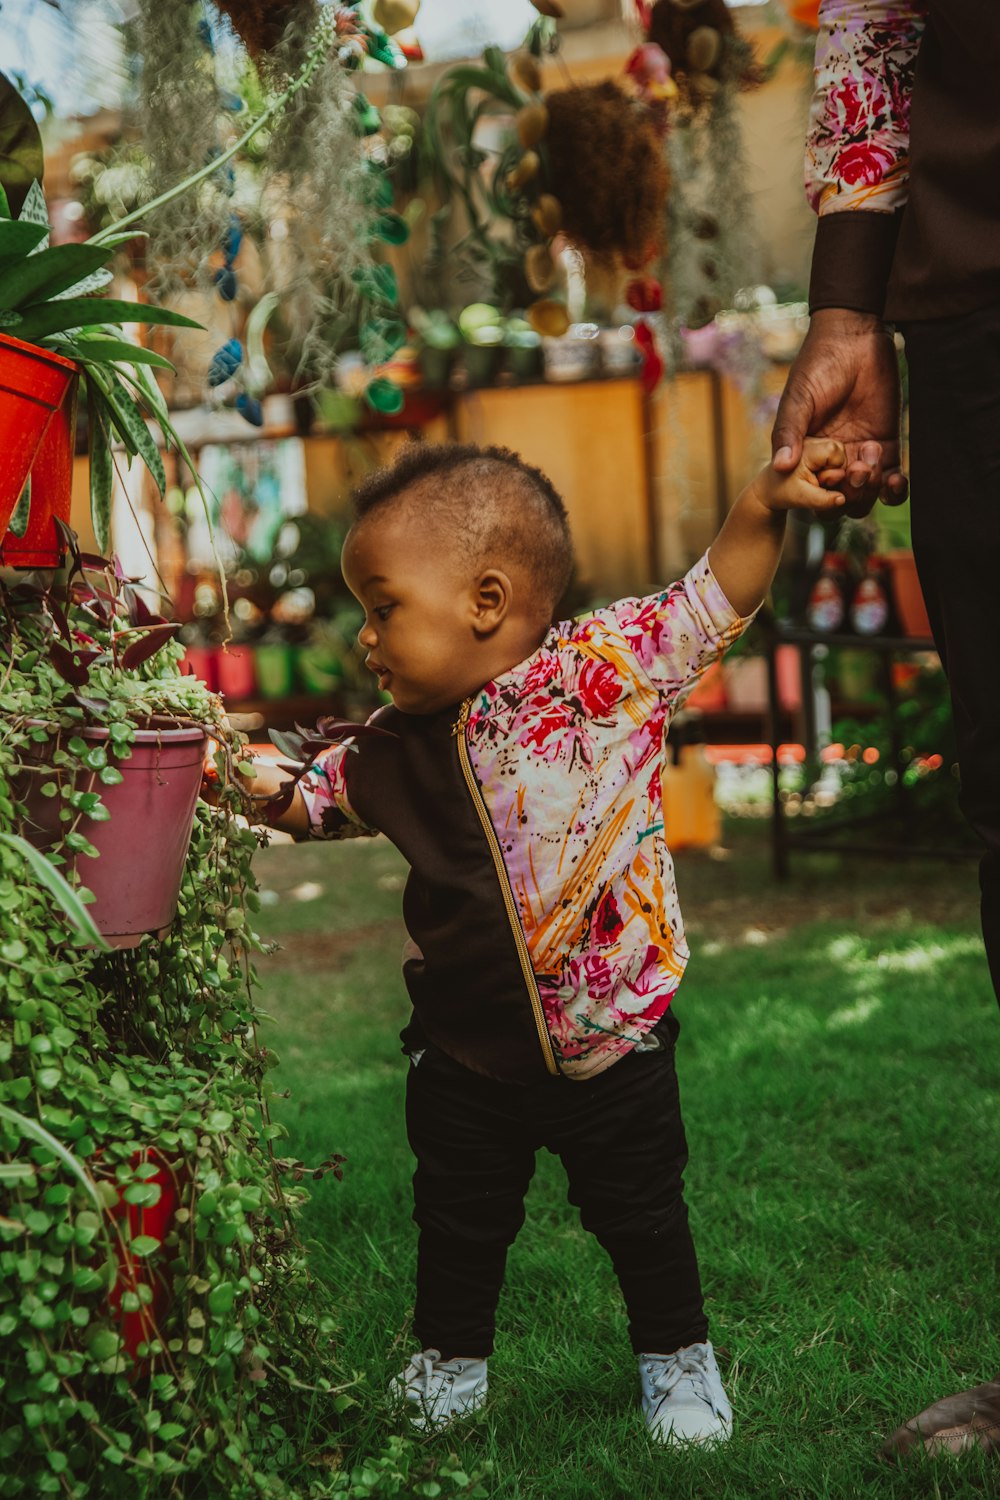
708, 437, 856, 619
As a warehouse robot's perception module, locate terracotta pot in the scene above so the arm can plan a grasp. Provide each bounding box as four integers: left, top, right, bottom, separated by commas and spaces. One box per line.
0, 376, 78, 568
885, 549, 933, 638
18, 721, 208, 948
775, 643, 803, 711
0, 332, 77, 527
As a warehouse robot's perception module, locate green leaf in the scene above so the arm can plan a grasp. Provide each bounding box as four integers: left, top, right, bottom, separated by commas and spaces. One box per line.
207, 1282, 235, 1315
72, 1266, 104, 1294
360, 317, 407, 364
127, 1234, 161, 1258
352, 262, 398, 307
0, 1160, 35, 1185
101, 378, 166, 494
88, 394, 113, 552
0, 832, 108, 948
13, 298, 201, 343
86, 1328, 119, 1362
0, 1105, 104, 1217
0, 73, 43, 218
0, 217, 47, 262
55, 338, 174, 371
0, 242, 113, 311
7, 475, 29, 537
122, 1181, 161, 1207
371, 212, 409, 247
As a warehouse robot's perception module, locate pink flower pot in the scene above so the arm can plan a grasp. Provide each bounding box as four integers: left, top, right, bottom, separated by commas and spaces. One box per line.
18, 722, 208, 948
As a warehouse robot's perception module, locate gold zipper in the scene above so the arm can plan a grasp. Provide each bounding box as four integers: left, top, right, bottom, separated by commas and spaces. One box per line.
453, 698, 559, 1077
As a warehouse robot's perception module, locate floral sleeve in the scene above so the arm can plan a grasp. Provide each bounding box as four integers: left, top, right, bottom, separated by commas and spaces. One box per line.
806, 1, 927, 217
609, 552, 754, 699
297, 745, 378, 841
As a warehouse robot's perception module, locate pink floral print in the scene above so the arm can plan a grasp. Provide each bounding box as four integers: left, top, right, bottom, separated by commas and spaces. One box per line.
301, 553, 753, 1080
806, 2, 927, 217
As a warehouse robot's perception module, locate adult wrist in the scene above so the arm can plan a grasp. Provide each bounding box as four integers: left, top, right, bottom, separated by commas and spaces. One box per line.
807, 307, 888, 338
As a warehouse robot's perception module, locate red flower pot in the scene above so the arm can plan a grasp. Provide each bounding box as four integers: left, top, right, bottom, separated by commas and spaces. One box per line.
105, 1149, 185, 1367
0, 332, 77, 529
181, 644, 220, 692
18, 721, 208, 948
216, 643, 258, 701
0, 376, 78, 568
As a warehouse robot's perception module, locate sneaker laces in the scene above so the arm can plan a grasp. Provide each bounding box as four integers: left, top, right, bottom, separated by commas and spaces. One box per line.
648, 1347, 724, 1418
403, 1348, 460, 1405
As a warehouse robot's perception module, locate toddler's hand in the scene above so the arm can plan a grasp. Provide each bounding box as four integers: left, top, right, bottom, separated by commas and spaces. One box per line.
755, 437, 864, 515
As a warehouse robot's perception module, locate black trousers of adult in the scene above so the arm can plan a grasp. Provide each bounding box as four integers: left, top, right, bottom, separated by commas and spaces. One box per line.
903, 302, 1000, 1004
404, 1011, 708, 1359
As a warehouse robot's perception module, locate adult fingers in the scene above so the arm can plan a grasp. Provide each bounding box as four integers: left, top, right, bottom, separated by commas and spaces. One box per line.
771, 377, 814, 470
882, 467, 909, 505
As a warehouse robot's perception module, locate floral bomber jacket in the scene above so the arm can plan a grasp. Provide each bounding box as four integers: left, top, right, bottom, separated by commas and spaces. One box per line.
299, 552, 753, 1085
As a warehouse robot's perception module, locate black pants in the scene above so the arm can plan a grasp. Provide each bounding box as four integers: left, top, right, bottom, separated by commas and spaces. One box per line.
904, 304, 1000, 1002
405, 1012, 708, 1358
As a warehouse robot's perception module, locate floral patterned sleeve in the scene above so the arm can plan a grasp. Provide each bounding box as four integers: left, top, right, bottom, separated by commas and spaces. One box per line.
805, 1, 927, 313
297, 745, 379, 841
806, 1, 927, 217
609, 552, 755, 700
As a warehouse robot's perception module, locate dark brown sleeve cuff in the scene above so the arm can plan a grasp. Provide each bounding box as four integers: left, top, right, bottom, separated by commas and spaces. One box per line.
808, 210, 904, 317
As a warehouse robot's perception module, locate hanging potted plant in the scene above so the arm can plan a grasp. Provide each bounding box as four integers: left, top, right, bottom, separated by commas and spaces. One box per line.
0, 72, 208, 567
7, 522, 227, 947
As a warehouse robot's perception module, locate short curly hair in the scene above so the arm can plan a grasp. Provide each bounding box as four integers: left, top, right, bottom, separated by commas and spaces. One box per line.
351, 443, 574, 623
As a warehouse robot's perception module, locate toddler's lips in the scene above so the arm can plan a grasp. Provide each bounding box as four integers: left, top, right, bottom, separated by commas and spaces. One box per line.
367, 661, 391, 690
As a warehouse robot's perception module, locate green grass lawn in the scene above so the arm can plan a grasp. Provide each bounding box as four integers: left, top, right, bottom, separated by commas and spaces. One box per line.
251, 827, 998, 1499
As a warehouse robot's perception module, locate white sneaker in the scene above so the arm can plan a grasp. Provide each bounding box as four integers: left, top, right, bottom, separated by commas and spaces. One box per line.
640, 1341, 733, 1445
390, 1348, 488, 1432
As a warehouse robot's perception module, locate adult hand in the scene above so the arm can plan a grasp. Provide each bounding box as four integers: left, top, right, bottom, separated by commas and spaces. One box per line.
771, 308, 908, 516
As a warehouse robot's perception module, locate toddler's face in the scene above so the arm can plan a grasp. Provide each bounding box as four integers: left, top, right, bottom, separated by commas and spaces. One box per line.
342, 509, 480, 715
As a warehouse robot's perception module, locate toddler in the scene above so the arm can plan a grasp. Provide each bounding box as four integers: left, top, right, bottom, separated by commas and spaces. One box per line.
238, 436, 855, 1443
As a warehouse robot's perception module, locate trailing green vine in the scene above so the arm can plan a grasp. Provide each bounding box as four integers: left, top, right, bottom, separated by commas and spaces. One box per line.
0, 553, 354, 1497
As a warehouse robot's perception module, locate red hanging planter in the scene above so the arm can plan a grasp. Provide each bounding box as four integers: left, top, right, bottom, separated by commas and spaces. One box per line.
103, 1149, 186, 1369
0, 374, 78, 569
0, 331, 77, 531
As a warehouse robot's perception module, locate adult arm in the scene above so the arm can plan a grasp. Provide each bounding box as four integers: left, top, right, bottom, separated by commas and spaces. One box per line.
772, 0, 927, 510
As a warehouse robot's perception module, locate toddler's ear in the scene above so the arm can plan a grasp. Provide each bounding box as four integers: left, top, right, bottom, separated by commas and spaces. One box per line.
471, 569, 512, 633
